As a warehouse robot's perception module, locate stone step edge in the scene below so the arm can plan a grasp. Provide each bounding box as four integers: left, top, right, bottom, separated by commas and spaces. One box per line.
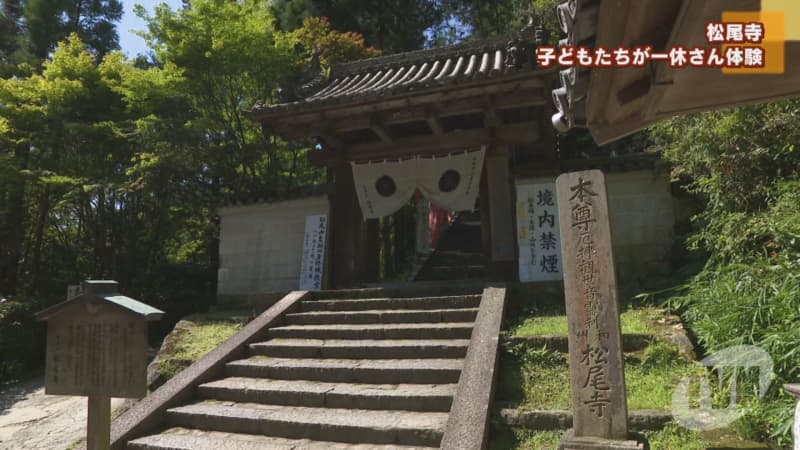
127, 427, 439, 450
270, 322, 475, 330
248, 339, 469, 359
250, 338, 472, 347
164, 402, 447, 447
497, 408, 673, 431
300, 296, 482, 309
198, 377, 459, 393
196, 378, 456, 411
286, 307, 479, 316
311, 285, 484, 301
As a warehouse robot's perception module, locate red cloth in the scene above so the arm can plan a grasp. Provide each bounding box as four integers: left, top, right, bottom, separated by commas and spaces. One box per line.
428, 203, 454, 249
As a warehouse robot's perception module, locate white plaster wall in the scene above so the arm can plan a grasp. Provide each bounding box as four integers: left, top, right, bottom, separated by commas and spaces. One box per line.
517, 168, 676, 285
217, 195, 329, 303
606, 170, 676, 282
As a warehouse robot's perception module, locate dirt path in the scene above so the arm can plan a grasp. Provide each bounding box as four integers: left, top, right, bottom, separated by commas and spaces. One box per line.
0, 377, 124, 450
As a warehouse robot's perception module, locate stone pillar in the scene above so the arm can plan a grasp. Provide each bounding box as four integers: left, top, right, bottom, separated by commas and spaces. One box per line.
555, 170, 646, 450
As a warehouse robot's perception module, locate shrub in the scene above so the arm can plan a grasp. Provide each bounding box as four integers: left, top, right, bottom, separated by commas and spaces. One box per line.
0, 300, 47, 383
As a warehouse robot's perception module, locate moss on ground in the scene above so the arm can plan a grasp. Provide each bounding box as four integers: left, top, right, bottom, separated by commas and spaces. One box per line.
496, 341, 704, 411
494, 305, 770, 449
511, 307, 663, 337
157, 309, 248, 379
488, 422, 708, 450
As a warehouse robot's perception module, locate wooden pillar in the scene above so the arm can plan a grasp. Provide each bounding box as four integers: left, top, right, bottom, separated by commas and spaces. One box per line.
330, 161, 363, 288
361, 218, 380, 282
540, 98, 559, 161
485, 145, 517, 281
87, 395, 110, 450
479, 166, 492, 262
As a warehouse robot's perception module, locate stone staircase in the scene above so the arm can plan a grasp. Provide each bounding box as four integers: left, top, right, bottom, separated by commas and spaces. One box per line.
127, 288, 489, 449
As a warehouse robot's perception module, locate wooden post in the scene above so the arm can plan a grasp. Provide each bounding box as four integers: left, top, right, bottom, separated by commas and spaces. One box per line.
556, 170, 644, 450
479, 166, 492, 263
485, 145, 517, 280
87, 396, 110, 450
330, 161, 361, 287
362, 218, 380, 282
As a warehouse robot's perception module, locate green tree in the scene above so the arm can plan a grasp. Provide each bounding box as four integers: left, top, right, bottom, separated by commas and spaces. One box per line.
24, 0, 123, 59
272, 0, 443, 52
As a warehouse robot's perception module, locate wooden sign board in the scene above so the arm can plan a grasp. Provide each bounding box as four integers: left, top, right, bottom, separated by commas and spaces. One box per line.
44, 300, 148, 398
556, 170, 629, 442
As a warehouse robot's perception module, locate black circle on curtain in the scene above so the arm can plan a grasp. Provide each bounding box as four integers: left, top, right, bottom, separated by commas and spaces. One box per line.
438, 170, 461, 193
375, 175, 397, 197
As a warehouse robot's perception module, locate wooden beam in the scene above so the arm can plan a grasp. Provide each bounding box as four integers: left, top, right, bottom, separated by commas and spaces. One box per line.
496, 121, 540, 144
484, 96, 500, 128
425, 108, 445, 135
369, 117, 394, 143
312, 126, 346, 150
309, 120, 541, 165
308, 149, 346, 167
350, 129, 492, 161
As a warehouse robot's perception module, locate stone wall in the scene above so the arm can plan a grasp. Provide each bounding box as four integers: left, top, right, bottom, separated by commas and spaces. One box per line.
216, 195, 330, 304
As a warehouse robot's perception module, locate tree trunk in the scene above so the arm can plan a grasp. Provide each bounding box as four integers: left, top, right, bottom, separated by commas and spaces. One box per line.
0, 145, 29, 296
26, 185, 51, 295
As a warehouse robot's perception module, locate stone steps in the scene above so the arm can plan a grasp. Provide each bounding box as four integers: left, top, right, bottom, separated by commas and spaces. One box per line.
128, 428, 438, 450
225, 357, 464, 384
267, 322, 474, 340
284, 308, 478, 325
299, 295, 481, 312
197, 377, 456, 411
250, 338, 470, 359
163, 402, 448, 447
126, 288, 486, 449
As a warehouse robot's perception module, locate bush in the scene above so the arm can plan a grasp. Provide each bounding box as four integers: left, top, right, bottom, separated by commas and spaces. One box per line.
0, 300, 47, 383
652, 99, 800, 446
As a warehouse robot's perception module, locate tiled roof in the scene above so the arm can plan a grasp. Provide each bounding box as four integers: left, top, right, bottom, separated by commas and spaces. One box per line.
250, 31, 542, 117
551, 0, 599, 132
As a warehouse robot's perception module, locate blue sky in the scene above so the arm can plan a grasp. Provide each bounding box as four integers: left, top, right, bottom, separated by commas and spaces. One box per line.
118, 0, 182, 56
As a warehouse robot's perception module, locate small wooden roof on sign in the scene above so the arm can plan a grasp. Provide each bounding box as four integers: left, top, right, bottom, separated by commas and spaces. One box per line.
35, 280, 164, 322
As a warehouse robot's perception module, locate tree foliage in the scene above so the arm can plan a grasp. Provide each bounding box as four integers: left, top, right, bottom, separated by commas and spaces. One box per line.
24, 0, 123, 58
271, 0, 443, 52
0, 0, 379, 379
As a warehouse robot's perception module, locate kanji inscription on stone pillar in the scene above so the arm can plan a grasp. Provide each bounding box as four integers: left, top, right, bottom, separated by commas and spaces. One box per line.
556, 170, 630, 444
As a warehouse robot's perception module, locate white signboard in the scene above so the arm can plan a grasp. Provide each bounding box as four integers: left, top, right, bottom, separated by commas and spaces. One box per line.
517, 182, 564, 281
299, 214, 328, 290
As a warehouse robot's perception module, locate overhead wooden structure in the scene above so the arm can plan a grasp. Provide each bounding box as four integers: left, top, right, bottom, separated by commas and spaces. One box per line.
247, 29, 559, 287
553, 0, 800, 145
